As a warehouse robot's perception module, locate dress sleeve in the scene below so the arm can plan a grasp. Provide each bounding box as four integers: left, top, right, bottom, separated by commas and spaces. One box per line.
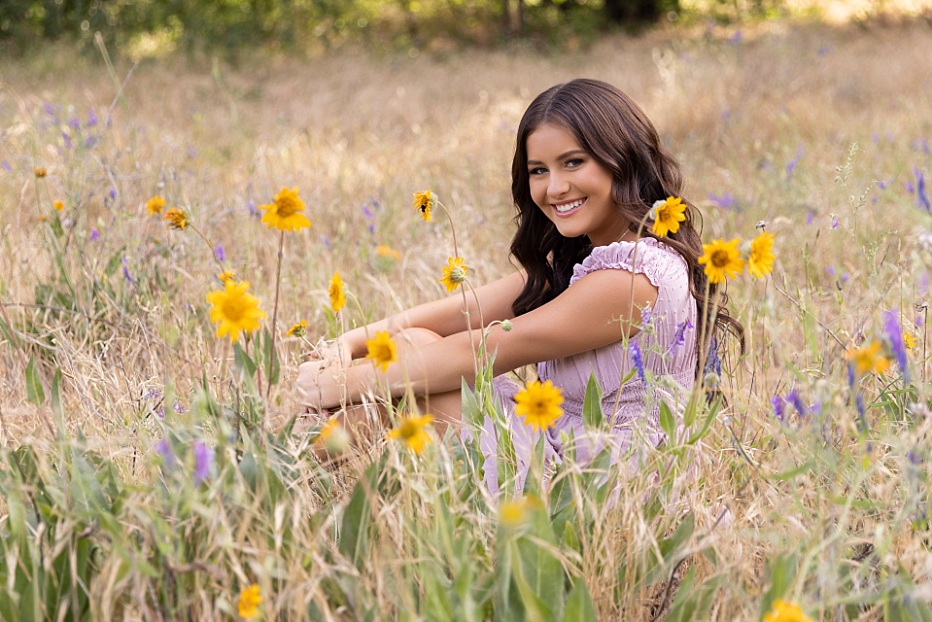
569, 238, 686, 289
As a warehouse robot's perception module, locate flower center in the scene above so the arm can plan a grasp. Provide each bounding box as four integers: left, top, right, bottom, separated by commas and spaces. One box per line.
222, 297, 247, 322
276, 196, 301, 218
399, 420, 418, 439
711, 249, 730, 268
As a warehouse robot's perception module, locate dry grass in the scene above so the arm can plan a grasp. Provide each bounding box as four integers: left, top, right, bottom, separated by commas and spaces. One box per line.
1, 15, 932, 620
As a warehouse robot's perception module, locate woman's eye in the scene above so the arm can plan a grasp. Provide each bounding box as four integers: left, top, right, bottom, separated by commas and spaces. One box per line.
529, 167, 547, 176
565, 158, 584, 169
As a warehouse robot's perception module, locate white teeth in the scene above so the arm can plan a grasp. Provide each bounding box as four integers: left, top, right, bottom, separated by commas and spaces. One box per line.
554, 199, 584, 213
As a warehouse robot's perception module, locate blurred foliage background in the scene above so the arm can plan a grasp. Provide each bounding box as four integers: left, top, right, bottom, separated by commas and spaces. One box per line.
0, 0, 877, 57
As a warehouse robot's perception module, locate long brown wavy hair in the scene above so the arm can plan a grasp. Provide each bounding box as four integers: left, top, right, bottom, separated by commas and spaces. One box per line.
509, 79, 744, 371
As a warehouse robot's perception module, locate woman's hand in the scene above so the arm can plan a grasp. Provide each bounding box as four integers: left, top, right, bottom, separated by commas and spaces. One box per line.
296, 359, 345, 411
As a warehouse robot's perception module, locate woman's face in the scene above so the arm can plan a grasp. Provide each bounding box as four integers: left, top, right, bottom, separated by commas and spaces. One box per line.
525, 122, 628, 247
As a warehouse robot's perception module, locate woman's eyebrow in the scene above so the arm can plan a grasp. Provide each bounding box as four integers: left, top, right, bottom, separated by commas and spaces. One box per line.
527, 149, 587, 166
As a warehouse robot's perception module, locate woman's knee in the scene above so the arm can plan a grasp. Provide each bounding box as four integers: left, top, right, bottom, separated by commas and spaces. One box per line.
395, 327, 443, 351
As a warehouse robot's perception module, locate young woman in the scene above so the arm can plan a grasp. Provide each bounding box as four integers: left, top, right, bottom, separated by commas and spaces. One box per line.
296, 78, 742, 492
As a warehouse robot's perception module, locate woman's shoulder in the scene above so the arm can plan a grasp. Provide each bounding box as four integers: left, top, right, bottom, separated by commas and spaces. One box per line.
569, 237, 688, 289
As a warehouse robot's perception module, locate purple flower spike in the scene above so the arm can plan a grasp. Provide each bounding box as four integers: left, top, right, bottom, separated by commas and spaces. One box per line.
68, 117, 81, 131
156, 438, 176, 469
883, 309, 910, 381
915, 168, 930, 213
193, 441, 214, 485
214, 244, 225, 263
87, 108, 98, 127
786, 147, 804, 182
90, 229, 99, 241
670, 318, 694, 350
122, 256, 136, 285
629, 342, 646, 382
771, 396, 785, 422
786, 389, 806, 418
707, 192, 737, 210
1, 160, 10, 172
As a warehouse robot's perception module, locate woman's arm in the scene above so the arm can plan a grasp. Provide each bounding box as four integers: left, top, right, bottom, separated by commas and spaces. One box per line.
337, 269, 527, 359
298, 268, 657, 409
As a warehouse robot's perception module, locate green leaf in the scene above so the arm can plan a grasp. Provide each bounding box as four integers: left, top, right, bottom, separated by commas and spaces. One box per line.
666, 568, 723, 622
461, 379, 483, 428
582, 372, 605, 431
233, 342, 257, 380
564, 579, 598, 621
760, 553, 797, 619
339, 459, 382, 570
659, 401, 676, 444
263, 327, 280, 387
25, 357, 45, 406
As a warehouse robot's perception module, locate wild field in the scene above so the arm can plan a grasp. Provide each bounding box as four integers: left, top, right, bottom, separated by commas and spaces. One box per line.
1, 16, 932, 621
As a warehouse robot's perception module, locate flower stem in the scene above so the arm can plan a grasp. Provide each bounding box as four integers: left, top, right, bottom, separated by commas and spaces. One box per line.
266, 230, 285, 404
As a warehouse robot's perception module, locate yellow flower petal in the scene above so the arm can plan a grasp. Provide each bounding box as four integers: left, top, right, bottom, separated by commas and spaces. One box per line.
365, 330, 397, 372
146, 196, 166, 215
413, 190, 433, 222
439, 257, 468, 292
514, 380, 564, 432
387, 413, 434, 454
698, 237, 744, 284
329, 271, 346, 312
260, 186, 311, 232
237, 584, 263, 619
748, 231, 776, 279
205, 280, 267, 343
650, 196, 687, 238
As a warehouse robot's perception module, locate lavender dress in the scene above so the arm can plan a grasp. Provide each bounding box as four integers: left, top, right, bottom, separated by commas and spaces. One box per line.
472, 238, 698, 495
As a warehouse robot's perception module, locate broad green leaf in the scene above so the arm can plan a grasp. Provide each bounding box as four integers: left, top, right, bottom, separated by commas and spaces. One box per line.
25, 357, 45, 406
233, 342, 257, 380
564, 579, 598, 621
659, 400, 676, 444
582, 372, 605, 431
760, 553, 797, 619
263, 327, 280, 387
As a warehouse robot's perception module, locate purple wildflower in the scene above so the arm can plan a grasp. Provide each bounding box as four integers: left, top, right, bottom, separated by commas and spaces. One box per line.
68, 117, 81, 131
883, 309, 909, 381
156, 438, 176, 468
826, 266, 835, 277
214, 244, 225, 263
90, 228, 99, 241
914, 137, 930, 154
87, 108, 98, 127
704, 336, 721, 377
855, 392, 865, 419
876, 180, 887, 190
786, 147, 804, 182
247, 199, 259, 217
640, 303, 652, 327
1, 160, 10, 172
629, 342, 646, 382
193, 441, 214, 485
771, 396, 785, 422
806, 210, 815, 225
847, 362, 855, 388
321, 235, 332, 250
84, 136, 98, 149
908, 450, 922, 466
707, 192, 737, 210
362, 205, 375, 219
173, 400, 185, 414
62, 132, 72, 150
786, 389, 806, 418
109, 188, 116, 200
830, 215, 839, 229
670, 318, 694, 349
122, 256, 136, 285
915, 168, 930, 213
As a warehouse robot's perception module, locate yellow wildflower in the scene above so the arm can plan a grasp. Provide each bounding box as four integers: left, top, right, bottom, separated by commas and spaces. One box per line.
903, 331, 917, 351
205, 280, 267, 343
763, 599, 811, 622
698, 238, 744, 284
649, 196, 687, 238
413, 190, 433, 222
260, 186, 311, 232
388, 413, 434, 454
34, 167, 47, 178
146, 195, 166, 215
286, 319, 308, 337
439, 257, 468, 292
375, 244, 402, 259
846, 340, 891, 377
747, 231, 776, 279
217, 270, 236, 283
365, 330, 397, 372
237, 583, 263, 619
318, 417, 349, 454
514, 380, 565, 432
329, 271, 346, 312
163, 207, 188, 230
53, 200, 64, 211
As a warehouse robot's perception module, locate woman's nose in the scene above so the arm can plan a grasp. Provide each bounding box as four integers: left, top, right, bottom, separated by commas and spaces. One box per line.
548, 172, 569, 197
